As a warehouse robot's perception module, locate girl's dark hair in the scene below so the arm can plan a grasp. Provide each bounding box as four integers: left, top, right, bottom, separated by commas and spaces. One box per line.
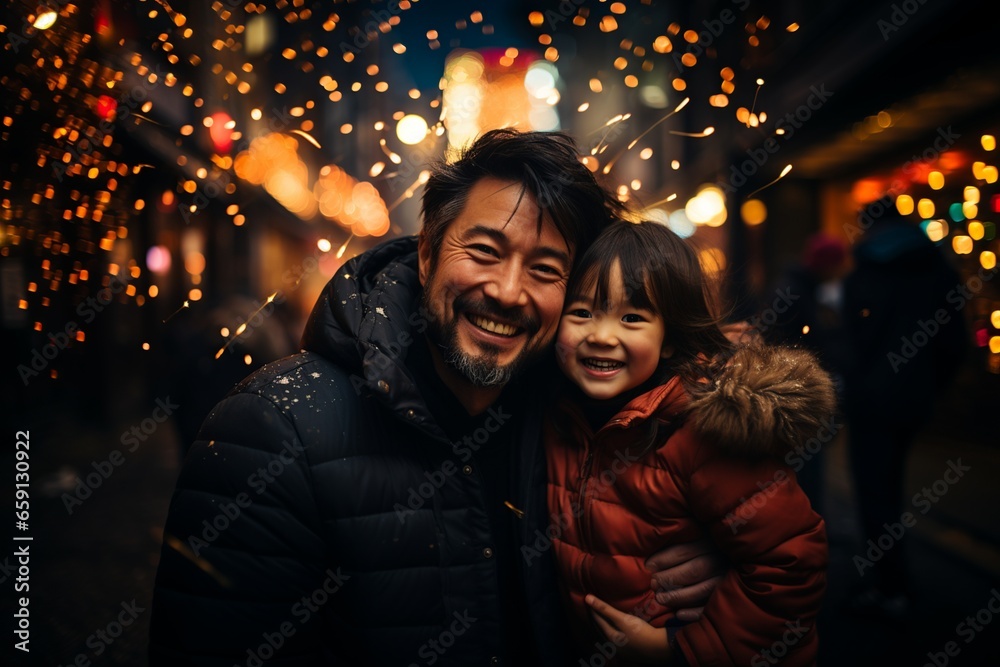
420, 129, 624, 268
566, 220, 734, 387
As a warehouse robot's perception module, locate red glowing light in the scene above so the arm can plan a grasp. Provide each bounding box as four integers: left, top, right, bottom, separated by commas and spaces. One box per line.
94, 95, 117, 121
209, 112, 234, 153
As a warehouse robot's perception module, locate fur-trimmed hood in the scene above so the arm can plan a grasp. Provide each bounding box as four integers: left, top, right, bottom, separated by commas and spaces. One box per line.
685, 344, 836, 460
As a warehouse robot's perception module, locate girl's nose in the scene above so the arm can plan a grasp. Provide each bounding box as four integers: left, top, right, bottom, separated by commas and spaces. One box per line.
586, 320, 619, 347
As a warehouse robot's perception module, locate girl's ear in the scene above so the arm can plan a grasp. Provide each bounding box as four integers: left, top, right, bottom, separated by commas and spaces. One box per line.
661, 342, 675, 359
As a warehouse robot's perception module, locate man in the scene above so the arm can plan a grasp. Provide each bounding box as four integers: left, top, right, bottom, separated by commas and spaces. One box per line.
150, 130, 720, 666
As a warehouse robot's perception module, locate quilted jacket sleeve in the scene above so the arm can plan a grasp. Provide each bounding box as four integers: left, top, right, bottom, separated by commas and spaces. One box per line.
675, 454, 827, 667
149, 383, 330, 666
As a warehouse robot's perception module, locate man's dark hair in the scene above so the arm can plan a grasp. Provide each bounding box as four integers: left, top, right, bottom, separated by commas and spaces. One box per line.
419, 129, 623, 267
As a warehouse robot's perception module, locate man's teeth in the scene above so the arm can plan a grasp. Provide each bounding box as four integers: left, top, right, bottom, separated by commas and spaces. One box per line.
583, 359, 625, 370
471, 315, 519, 337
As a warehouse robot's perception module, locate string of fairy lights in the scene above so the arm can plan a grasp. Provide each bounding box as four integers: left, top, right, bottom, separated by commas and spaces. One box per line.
2, 1, 998, 381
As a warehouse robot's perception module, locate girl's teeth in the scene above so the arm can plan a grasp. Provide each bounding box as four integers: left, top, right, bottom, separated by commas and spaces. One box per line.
583, 359, 624, 370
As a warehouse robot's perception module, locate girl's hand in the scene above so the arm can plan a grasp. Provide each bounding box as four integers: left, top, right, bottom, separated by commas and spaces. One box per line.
585, 594, 671, 664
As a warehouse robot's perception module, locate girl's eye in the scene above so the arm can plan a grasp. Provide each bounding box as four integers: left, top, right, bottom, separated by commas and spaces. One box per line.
622, 313, 646, 323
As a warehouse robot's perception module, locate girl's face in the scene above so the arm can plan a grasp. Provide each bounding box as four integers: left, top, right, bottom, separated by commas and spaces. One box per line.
556, 262, 668, 401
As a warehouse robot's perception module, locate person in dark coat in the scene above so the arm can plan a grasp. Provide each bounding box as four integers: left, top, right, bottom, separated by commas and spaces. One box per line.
842, 202, 968, 617
149, 130, 725, 666
765, 232, 851, 514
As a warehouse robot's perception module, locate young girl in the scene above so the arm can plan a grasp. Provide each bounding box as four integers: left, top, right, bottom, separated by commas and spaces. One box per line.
546, 221, 833, 665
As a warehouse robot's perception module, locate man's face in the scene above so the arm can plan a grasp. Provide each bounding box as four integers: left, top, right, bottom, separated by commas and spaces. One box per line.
418, 177, 573, 387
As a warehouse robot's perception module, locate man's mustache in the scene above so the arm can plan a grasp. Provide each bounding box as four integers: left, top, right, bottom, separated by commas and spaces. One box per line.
453, 294, 540, 334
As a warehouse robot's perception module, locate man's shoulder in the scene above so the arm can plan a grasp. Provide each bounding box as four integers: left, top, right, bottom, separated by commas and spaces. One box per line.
232, 351, 362, 408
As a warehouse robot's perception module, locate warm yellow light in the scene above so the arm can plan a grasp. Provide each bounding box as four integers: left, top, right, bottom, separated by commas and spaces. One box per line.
991, 310, 1000, 329
952, 236, 973, 255
317, 238, 332, 253
740, 199, 767, 226
983, 135, 996, 151
963, 202, 978, 220
968, 221, 984, 240
33, 9, 58, 30
396, 114, 428, 145
982, 251, 997, 270
917, 198, 935, 218
964, 186, 980, 203
990, 336, 1000, 354
686, 186, 726, 225
984, 166, 999, 184
973, 161, 986, 180
925, 219, 947, 242
896, 194, 914, 216
928, 171, 944, 190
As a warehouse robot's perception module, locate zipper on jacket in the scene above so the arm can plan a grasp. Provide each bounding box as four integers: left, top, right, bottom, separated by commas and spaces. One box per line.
577, 417, 629, 549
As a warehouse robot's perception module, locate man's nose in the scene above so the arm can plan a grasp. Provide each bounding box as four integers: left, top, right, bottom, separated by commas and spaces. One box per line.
483, 262, 529, 308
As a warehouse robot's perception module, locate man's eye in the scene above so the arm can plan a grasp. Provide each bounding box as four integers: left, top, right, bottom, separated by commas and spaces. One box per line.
534, 264, 563, 277
568, 308, 592, 318
469, 244, 498, 257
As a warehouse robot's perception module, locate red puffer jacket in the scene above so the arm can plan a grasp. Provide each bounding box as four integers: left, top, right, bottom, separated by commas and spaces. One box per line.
545, 345, 833, 666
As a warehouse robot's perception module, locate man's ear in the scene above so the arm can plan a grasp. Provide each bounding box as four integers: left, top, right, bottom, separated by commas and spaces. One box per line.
417, 233, 431, 286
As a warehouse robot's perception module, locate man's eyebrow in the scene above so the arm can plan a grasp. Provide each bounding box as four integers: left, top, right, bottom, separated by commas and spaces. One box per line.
460, 225, 508, 245
461, 225, 570, 267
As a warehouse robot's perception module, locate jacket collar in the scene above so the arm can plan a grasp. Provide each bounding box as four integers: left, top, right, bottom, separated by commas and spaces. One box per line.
300, 236, 451, 440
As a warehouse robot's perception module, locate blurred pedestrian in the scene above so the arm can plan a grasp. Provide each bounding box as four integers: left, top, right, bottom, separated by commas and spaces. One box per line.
841, 200, 968, 618
765, 232, 851, 514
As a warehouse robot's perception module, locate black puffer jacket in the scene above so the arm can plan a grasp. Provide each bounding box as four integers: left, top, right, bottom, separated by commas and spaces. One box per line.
150, 237, 567, 666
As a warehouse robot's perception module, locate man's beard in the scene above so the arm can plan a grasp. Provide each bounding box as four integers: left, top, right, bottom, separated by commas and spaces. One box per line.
421, 284, 543, 388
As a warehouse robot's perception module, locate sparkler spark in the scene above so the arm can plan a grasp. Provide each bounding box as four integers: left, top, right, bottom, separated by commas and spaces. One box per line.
213, 293, 279, 360
163, 300, 190, 323
601, 99, 690, 174
668, 127, 714, 138
745, 164, 793, 199
290, 129, 322, 149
